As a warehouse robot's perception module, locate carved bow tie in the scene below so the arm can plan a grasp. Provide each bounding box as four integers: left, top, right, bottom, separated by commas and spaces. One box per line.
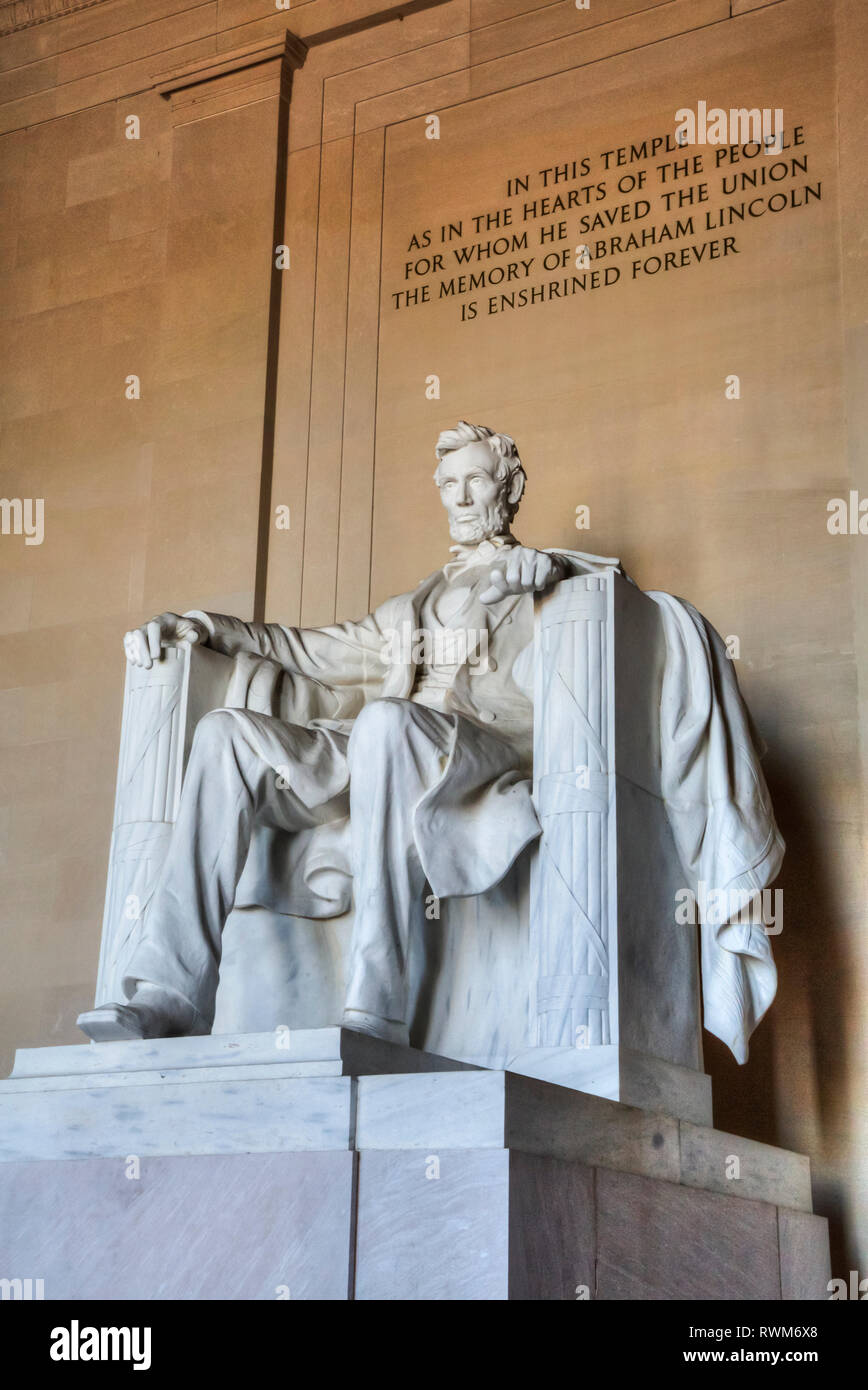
443, 536, 516, 582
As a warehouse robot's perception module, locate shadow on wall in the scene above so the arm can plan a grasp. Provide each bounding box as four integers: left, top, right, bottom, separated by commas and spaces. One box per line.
706, 742, 854, 1279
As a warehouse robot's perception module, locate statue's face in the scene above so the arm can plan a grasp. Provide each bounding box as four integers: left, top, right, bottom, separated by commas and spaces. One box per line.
435, 440, 512, 544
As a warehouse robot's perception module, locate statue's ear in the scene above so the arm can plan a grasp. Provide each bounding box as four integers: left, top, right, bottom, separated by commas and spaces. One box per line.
506, 469, 525, 508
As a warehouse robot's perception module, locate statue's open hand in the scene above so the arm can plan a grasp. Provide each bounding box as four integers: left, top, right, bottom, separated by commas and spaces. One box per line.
123, 612, 208, 669
478, 547, 566, 604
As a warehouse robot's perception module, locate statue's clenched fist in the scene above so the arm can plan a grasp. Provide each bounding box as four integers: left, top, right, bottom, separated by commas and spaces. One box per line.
478, 547, 567, 605
123, 612, 208, 669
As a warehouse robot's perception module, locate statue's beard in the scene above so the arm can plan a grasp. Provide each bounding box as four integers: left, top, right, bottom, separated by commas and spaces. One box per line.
447, 497, 512, 544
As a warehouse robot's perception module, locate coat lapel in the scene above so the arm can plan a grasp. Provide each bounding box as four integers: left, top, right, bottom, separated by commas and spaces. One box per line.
379, 572, 441, 699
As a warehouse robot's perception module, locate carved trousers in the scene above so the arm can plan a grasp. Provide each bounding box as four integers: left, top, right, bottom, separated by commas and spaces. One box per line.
121, 697, 458, 1030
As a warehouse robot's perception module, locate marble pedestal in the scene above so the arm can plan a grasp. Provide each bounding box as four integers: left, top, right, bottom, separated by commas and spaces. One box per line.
0, 1033, 830, 1300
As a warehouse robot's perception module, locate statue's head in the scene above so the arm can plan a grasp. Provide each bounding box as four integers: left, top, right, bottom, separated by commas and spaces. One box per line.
433, 421, 526, 544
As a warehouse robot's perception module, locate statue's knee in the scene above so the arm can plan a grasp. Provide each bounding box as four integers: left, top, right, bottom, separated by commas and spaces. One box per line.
190, 708, 238, 757
348, 697, 412, 760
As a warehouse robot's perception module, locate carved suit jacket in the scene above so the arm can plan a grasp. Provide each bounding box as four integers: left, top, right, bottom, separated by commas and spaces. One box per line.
187, 545, 622, 773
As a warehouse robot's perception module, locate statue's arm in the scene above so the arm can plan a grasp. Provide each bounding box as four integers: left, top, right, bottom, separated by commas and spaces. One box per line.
185, 607, 390, 693
122, 596, 400, 704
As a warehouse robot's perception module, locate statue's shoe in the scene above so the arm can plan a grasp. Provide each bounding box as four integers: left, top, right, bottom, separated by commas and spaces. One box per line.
76, 985, 203, 1042
76, 1004, 148, 1042
341, 1009, 410, 1048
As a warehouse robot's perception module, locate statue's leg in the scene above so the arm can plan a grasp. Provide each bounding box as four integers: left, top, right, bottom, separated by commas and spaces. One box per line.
77, 709, 350, 1042
342, 698, 454, 1046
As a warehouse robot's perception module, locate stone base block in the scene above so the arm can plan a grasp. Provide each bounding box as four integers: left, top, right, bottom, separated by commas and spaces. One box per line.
0, 1145, 829, 1301
0, 1030, 472, 1162
0, 1151, 355, 1301
0, 1038, 830, 1299
356, 1150, 830, 1301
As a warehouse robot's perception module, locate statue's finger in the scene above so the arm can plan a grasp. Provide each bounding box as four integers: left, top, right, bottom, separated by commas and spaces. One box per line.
479, 570, 507, 604
146, 621, 162, 663
534, 554, 552, 589
134, 629, 150, 668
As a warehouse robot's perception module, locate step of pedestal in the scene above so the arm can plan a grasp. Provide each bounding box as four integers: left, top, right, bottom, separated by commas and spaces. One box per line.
0, 1030, 472, 1163
7, 1027, 476, 1083
355, 1071, 814, 1213
0, 1047, 813, 1213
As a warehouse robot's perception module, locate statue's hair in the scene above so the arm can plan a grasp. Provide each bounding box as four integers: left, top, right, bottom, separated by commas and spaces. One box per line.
433, 420, 526, 519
